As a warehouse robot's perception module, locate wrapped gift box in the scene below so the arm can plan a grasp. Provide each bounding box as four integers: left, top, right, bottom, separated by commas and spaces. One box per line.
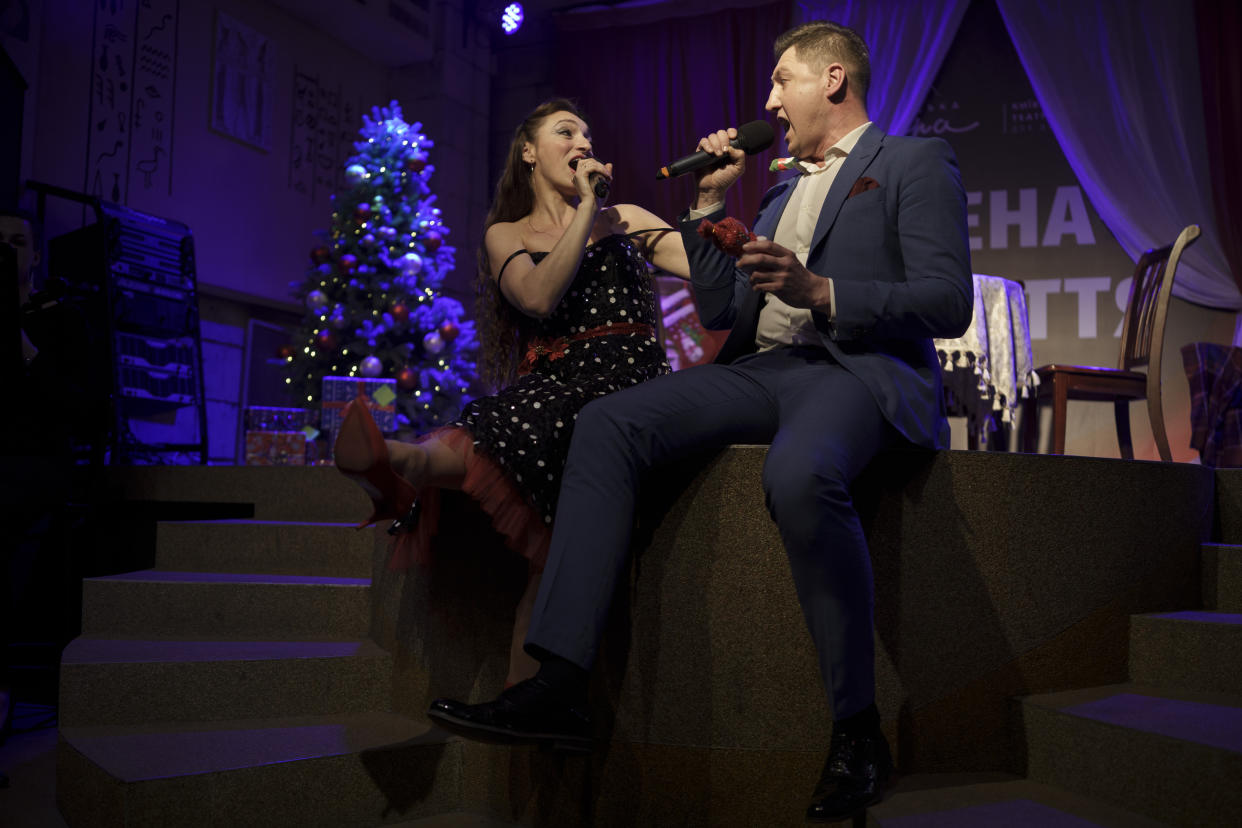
245, 430, 307, 466
320, 376, 398, 440
244, 407, 319, 463
245, 406, 314, 432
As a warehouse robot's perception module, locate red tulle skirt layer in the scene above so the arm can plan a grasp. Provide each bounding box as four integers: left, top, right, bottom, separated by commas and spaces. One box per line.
386, 426, 551, 570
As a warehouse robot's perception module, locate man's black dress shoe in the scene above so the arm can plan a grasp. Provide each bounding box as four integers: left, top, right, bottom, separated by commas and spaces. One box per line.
427, 677, 592, 753
806, 729, 892, 822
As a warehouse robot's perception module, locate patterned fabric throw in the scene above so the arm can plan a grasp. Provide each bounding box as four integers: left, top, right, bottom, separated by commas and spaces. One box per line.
1181, 342, 1242, 467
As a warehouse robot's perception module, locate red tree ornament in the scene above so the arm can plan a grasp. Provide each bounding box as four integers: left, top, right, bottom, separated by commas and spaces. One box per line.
277, 344, 295, 359
310, 245, 331, 265
422, 231, 442, 253
339, 253, 358, 272
391, 303, 409, 323
397, 367, 420, 390
354, 203, 371, 222
438, 320, 460, 342
406, 156, 426, 173
315, 329, 337, 349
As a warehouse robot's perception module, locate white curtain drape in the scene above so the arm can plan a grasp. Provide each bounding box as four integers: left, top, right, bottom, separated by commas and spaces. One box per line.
794, 0, 971, 136
996, 0, 1238, 310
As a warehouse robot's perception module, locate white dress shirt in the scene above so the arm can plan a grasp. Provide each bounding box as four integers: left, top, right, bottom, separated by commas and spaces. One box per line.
690, 121, 872, 351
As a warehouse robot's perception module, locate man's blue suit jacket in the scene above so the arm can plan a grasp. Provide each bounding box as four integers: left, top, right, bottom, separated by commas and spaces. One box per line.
678, 124, 974, 450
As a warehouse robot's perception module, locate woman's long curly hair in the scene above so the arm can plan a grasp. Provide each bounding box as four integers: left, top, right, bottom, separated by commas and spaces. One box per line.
475, 98, 589, 391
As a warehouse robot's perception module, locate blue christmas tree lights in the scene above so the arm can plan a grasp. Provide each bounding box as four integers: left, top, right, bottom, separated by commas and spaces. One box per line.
287, 101, 478, 433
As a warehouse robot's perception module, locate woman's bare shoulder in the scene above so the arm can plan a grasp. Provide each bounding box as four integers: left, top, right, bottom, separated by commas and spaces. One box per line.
485, 220, 523, 244
485, 220, 531, 255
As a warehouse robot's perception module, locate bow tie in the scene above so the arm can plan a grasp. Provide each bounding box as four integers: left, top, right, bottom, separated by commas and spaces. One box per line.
769, 156, 828, 175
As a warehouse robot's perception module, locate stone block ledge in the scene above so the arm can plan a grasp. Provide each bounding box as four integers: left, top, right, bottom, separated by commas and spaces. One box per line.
377, 448, 1213, 776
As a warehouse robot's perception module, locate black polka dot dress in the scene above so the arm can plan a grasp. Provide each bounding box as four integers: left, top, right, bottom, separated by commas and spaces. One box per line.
453, 233, 670, 536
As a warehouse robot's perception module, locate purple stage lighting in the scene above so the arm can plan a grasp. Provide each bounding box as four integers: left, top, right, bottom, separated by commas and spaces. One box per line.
501, 3, 523, 35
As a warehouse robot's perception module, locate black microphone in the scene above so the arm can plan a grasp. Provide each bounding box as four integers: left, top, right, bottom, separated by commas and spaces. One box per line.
656, 120, 776, 180
590, 174, 610, 200
569, 158, 610, 200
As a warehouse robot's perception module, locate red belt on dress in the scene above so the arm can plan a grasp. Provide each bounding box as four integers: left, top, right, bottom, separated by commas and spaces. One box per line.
518, 322, 656, 376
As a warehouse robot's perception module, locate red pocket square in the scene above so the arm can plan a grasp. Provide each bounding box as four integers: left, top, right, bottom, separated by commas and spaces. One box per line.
848, 177, 880, 198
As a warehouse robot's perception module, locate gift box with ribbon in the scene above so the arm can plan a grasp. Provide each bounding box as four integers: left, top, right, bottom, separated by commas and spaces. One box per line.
244, 430, 307, 466
243, 407, 322, 463
320, 376, 398, 441
244, 406, 314, 432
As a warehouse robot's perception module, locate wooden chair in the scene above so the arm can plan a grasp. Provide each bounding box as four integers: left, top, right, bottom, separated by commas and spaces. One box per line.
1021, 225, 1201, 462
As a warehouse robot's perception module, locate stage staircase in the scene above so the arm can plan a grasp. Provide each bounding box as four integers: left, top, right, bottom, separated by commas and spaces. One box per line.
52, 459, 1242, 827
55, 468, 468, 827
870, 537, 1242, 827
1002, 540, 1242, 828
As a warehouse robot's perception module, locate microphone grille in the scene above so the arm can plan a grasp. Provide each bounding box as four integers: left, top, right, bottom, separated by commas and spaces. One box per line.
736, 120, 776, 154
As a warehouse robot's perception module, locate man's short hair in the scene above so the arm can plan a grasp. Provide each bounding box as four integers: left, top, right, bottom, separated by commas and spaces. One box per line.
774, 21, 871, 103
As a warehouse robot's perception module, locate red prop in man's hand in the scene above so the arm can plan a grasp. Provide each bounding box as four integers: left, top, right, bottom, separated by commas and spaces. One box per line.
697, 217, 757, 258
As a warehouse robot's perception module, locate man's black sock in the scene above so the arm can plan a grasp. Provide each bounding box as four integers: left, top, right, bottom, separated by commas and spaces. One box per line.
534, 653, 589, 702
834, 703, 881, 737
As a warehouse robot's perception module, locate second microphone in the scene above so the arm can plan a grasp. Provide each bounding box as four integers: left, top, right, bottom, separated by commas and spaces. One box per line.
656, 120, 776, 180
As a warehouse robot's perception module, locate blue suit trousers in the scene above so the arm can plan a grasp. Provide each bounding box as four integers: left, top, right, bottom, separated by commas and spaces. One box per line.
525, 345, 898, 718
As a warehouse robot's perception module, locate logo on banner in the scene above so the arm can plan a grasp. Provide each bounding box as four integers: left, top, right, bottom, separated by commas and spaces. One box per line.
1001, 98, 1049, 135
913, 100, 980, 138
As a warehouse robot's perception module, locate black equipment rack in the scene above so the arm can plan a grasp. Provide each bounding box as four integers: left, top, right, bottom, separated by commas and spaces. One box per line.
28, 180, 208, 465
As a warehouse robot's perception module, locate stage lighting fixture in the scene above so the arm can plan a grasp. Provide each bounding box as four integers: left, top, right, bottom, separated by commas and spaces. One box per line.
501, 2, 524, 34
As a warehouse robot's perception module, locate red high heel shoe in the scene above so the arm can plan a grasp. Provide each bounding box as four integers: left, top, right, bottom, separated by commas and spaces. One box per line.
334, 396, 418, 529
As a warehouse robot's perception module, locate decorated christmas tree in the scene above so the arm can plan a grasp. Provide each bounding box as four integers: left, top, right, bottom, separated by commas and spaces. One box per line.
285, 101, 477, 435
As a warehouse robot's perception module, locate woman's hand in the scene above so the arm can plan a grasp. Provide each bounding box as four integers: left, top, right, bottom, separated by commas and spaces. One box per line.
572, 157, 613, 207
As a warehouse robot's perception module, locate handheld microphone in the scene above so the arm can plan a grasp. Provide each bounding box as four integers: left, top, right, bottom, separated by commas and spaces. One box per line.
590, 174, 610, 200
656, 120, 776, 180
569, 158, 610, 200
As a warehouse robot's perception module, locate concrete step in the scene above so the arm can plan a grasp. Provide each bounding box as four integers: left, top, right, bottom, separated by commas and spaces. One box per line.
868, 773, 1170, 827
105, 465, 373, 523
388, 817, 522, 828
381, 449, 1212, 775
57, 712, 456, 827
1203, 543, 1242, 612
1130, 611, 1242, 694
156, 519, 373, 578
1214, 469, 1242, 544
80, 570, 371, 638
452, 746, 1170, 827
454, 737, 826, 827
1020, 683, 1242, 827
59, 636, 392, 727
